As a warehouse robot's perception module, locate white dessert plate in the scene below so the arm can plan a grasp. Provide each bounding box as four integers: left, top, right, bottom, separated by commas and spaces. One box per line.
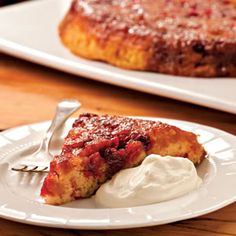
0, 0, 236, 114
0, 117, 235, 229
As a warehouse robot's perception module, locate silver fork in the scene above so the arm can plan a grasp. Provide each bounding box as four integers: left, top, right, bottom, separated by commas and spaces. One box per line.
11, 99, 81, 173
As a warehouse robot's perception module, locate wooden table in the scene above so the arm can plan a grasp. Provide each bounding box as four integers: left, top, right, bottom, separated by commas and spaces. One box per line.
0, 53, 235, 236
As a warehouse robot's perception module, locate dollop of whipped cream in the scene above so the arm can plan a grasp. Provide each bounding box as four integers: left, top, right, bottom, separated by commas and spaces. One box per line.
95, 154, 202, 208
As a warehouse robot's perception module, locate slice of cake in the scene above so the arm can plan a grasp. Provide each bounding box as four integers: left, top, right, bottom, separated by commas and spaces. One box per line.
41, 113, 206, 205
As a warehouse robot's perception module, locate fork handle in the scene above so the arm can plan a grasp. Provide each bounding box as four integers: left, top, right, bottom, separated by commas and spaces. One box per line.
39, 99, 81, 155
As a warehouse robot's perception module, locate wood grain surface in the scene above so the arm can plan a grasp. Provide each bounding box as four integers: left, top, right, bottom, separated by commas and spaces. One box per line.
0, 53, 235, 236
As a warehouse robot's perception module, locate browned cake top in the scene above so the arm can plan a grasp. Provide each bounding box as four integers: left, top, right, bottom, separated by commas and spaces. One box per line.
61, 113, 167, 158
72, 0, 236, 43
50, 113, 170, 177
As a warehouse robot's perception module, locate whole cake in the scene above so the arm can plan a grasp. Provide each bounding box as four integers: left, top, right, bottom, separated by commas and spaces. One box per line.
41, 113, 206, 205
59, 0, 236, 77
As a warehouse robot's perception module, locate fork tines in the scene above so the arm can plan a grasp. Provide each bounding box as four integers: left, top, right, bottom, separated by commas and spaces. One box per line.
11, 165, 49, 173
